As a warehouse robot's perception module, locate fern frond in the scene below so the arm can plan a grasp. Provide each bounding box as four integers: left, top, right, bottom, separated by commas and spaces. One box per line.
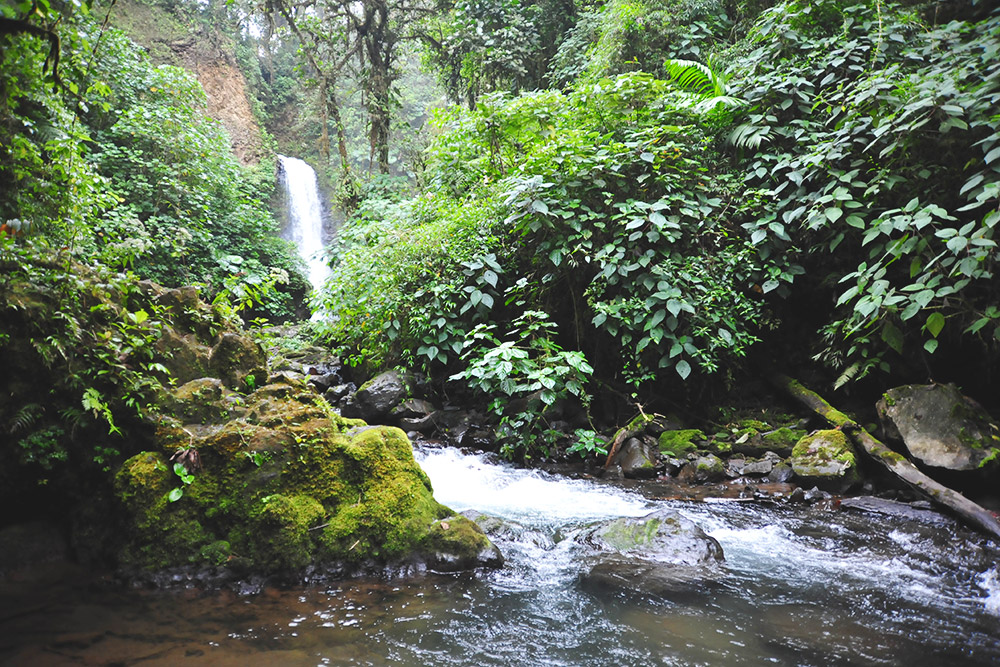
8, 403, 44, 434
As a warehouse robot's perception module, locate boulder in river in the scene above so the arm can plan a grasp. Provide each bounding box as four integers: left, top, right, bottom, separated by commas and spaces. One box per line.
790, 429, 860, 492
576, 509, 724, 600
877, 384, 1000, 471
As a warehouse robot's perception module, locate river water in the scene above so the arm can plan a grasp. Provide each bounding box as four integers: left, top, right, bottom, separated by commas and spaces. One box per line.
2, 445, 998, 666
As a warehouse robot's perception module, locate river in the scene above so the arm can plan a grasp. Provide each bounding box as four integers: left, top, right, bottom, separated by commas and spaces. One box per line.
1, 444, 998, 665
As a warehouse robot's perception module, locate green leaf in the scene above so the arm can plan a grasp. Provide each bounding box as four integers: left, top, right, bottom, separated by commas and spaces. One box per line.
923, 339, 938, 354
675, 359, 691, 380
925, 312, 945, 338
881, 322, 904, 354
168, 487, 183, 502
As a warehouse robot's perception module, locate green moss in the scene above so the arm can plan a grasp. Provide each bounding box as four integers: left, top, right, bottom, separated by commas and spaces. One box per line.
598, 515, 674, 551
977, 448, 1000, 469
199, 540, 231, 566
761, 427, 806, 455
878, 449, 907, 464
790, 429, 860, 490
317, 427, 449, 563
658, 429, 705, 456
249, 494, 325, 571
421, 515, 493, 561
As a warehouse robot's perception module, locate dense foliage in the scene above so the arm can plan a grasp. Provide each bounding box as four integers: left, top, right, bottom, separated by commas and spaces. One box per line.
1, 0, 305, 318
321, 0, 1000, 456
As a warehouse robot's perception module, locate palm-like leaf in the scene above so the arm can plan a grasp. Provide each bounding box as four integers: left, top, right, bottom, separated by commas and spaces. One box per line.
664, 58, 746, 113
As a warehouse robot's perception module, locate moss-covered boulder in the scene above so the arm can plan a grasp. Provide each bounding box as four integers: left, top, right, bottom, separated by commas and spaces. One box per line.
790, 430, 860, 492
877, 384, 1000, 471
658, 429, 705, 456
209, 332, 268, 390
115, 380, 501, 577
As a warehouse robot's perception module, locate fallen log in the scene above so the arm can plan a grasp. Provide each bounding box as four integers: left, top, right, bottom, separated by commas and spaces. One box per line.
772, 373, 1000, 542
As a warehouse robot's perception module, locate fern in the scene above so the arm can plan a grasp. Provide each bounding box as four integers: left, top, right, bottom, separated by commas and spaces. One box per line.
8, 403, 43, 434
664, 57, 746, 113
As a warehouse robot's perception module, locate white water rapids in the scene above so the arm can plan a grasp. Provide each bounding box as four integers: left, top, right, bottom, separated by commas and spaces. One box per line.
278, 155, 330, 292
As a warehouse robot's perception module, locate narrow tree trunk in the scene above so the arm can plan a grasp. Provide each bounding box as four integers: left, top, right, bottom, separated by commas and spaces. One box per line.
772, 373, 1000, 541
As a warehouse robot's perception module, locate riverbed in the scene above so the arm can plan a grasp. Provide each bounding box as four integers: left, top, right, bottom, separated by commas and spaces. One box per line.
1, 444, 998, 666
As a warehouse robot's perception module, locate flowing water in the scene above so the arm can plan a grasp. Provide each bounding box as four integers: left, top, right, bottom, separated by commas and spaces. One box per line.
2, 445, 999, 666
278, 156, 330, 292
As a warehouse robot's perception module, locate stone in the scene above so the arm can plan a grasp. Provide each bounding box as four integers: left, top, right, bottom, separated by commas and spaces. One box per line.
877, 384, 1000, 471
350, 370, 412, 419
209, 332, 268, 390
577, 509, 724, 565
610, 437, 658, 479
154, 329, 212, 384
678, 454, 725, 483
576, 510, 724, 600
790, 429, 860, 492
839, 496, 952, 525
742, 459, 774, 476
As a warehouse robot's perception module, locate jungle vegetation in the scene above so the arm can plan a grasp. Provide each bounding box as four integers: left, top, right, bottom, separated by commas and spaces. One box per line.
2, 0, 999, 464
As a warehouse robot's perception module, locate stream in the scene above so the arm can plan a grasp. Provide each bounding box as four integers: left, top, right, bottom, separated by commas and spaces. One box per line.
2, 444, 999, 666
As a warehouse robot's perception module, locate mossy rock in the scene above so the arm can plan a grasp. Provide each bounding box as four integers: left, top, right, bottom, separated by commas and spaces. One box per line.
658, 429, 705, 456
877, 384, 1000, 471
790, 429, 860, 492
115, 404, 500, 576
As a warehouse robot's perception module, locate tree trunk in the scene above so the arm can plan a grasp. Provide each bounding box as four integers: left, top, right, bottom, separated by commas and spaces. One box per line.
772, 373, 1000, 541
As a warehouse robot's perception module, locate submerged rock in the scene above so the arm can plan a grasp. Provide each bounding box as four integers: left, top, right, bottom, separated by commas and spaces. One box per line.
877, 384, 1000, 471
790, 429, 860, 492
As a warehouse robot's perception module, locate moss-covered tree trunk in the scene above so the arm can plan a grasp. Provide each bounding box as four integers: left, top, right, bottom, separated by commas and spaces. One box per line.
772, 374, 1000, 541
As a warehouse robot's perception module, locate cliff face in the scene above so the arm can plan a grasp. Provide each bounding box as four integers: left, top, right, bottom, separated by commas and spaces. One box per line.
111, 1, 265, 166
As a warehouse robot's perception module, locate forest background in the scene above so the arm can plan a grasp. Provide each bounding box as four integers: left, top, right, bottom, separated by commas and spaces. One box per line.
2, 0, 999, 472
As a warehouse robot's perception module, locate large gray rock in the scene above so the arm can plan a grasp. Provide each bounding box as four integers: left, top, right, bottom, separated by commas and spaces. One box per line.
576, 510, 724, 600
609, 437, 658, 479
790, 429, 860, 492
577, 509, 724, 565
343, 370, 412, 420
877, 384, 1000, 471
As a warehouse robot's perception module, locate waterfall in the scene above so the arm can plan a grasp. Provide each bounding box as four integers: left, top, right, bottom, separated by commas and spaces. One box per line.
278, 155, 330, 292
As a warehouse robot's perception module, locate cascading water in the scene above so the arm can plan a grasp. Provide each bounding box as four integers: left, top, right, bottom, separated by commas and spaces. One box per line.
3, 446, 1000, 665
278, 155, 331, 292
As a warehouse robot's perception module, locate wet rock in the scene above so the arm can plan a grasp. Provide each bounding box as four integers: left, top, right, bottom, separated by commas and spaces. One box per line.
742, 459, 774, 476
346, 370, 412, 420
610, 437, 659, 479
160, 378, 244, 425
578, 509, 724, 565
420, 516, 504, 572
324, 382, 355, 403
877, 384, 1000, 471
725, 456, 746, 478
463, 510, 556, 550
839, 496, 952, 525
155, 329, 212, 384
308, 371, 342, 391
209, 332, 268, 390
767, 462, 794, 483
577, 510, 724, 600
677, 454, 726, 483
117, 380, 503, 578
790, 429, 860, 492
